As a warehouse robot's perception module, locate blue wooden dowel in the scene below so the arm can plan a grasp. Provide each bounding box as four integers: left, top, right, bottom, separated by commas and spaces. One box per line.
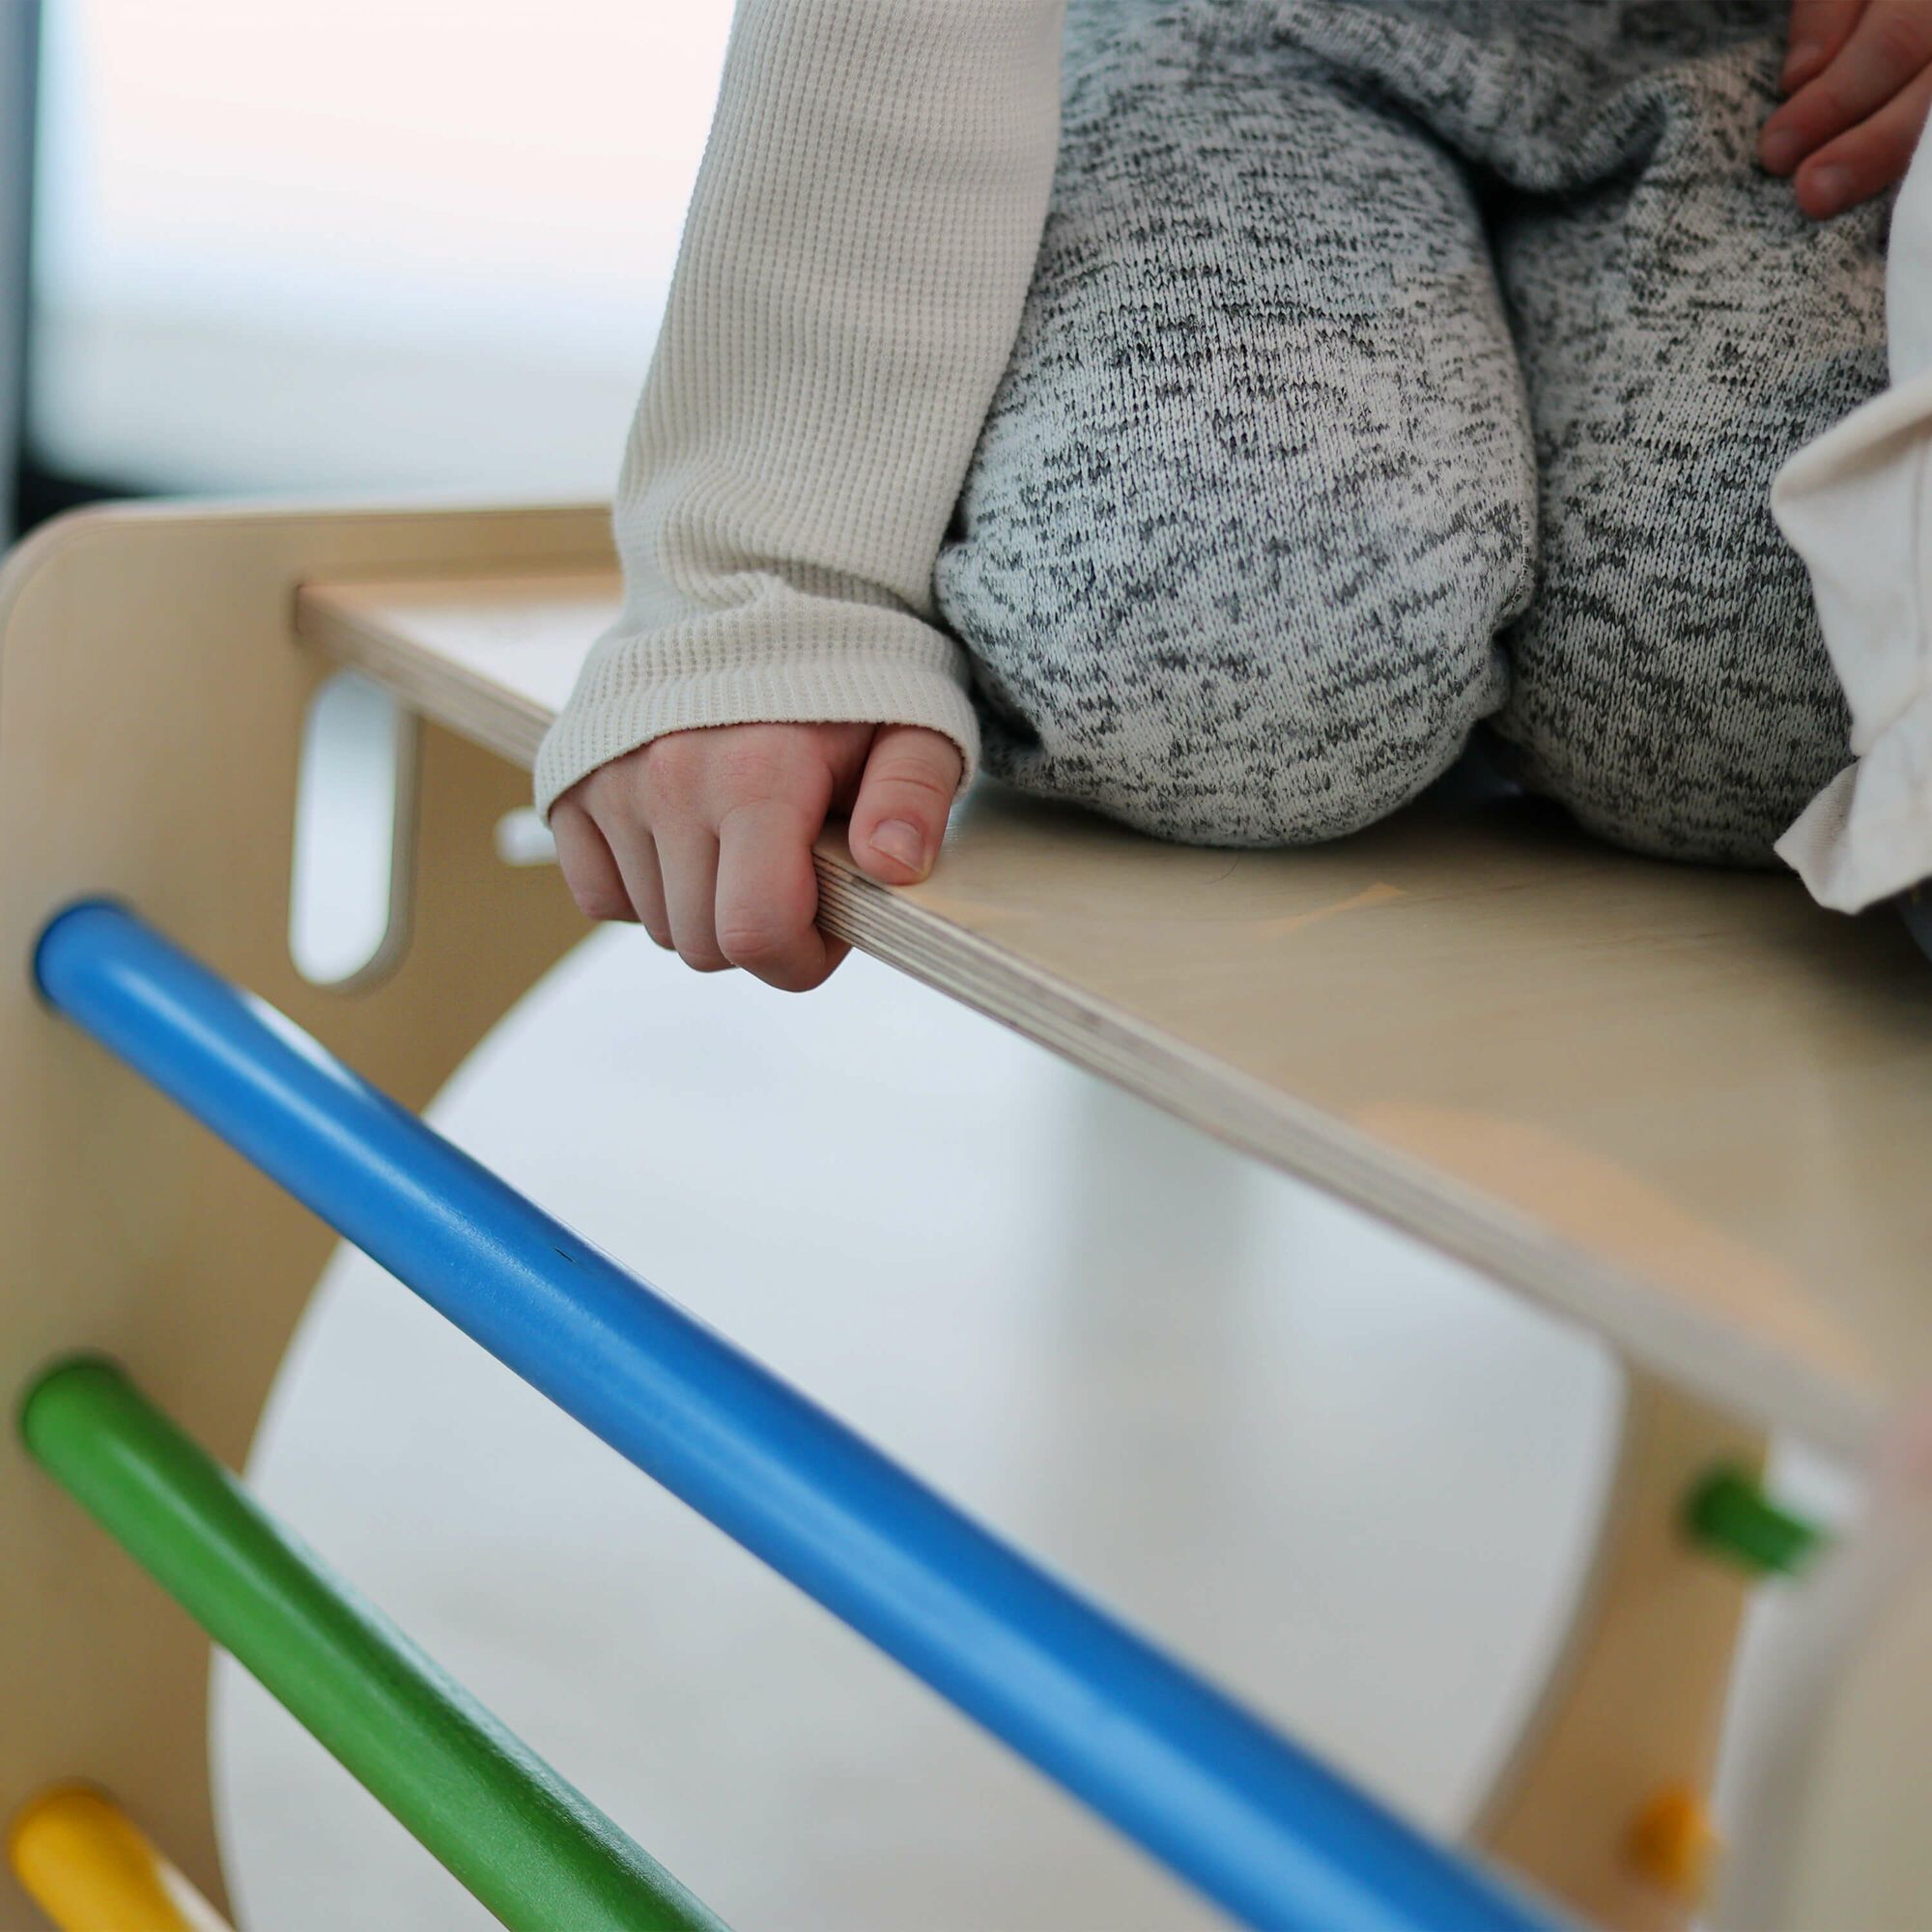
34, 898, 1562, 1932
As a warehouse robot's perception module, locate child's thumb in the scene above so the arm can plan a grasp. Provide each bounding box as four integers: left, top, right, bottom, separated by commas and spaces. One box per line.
848, 724, 963, 884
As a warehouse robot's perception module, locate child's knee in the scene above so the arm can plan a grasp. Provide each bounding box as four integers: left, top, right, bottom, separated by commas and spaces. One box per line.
1500, 614, 1849, 867
940, 534, 1512, 847
1500, 422, 1855, 865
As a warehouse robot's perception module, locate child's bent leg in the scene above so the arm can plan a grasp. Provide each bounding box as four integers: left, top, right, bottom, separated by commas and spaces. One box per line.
1487, 15, 1888, 867
933, 1, 1535, 849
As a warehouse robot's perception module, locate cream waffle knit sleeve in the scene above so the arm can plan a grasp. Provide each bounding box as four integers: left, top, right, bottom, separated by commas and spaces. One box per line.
533, 0, 1067, 817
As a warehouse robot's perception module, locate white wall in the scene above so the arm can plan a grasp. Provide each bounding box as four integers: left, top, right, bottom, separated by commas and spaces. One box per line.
30, 0, 734, 496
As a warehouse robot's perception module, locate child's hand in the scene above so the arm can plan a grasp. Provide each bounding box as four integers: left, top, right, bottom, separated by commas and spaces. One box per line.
549, 721, 962, 992
1761, 1, 1932, 216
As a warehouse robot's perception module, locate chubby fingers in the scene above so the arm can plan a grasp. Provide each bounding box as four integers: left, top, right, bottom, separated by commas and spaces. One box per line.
1790, 59, 1932, 214
846, 725, 964, 886
551, 724, 861, 992
551, 796, 638, 924
553, 788, 673, 945
653, 822, 730, 972
1763, 0, 1932, 213
715, 797, 849, 991
1781, 0, 1869, 94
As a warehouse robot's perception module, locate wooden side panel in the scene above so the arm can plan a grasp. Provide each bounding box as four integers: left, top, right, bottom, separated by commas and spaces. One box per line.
0, 503, 605, 1918
1475, 1378, 1761, 1929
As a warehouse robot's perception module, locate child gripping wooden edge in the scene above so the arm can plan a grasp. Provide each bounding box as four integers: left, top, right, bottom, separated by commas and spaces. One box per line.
545, 0, 1929, 992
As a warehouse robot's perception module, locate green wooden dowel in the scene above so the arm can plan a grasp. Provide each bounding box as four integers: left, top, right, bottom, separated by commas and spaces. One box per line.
1684, 1463, 1825, 1577
19, 1356, 728, 1932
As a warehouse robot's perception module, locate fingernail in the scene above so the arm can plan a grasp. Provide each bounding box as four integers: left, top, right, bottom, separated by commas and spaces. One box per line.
1780, 42, 1821, 90
870, 819, 926, 873
1806, 163, 1853, 212
1761, 128, 1802, 173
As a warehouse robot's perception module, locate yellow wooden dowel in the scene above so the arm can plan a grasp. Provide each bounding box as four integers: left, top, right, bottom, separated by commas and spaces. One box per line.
1624, 1781, 1722, 1905
7, 1784, 231, 1932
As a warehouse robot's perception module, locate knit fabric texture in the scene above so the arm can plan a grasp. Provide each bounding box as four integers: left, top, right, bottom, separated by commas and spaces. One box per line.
541, 0, 1889, 866
935, 0, 1889, 860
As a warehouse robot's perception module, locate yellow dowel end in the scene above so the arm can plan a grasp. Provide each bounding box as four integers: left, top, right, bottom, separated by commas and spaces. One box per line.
8, 1784, 231, 1932
1624, 1781, 1721, 1905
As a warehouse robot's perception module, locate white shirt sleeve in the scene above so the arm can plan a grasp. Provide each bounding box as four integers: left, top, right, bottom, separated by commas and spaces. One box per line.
1774, 138, 1932, 912
535, 0, 1066, 818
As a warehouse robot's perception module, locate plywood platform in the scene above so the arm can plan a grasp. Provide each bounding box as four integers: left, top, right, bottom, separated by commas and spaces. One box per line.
300, 569, 1932, 1459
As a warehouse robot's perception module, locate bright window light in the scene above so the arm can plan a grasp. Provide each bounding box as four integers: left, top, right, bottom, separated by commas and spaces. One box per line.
30, 0, 735, 495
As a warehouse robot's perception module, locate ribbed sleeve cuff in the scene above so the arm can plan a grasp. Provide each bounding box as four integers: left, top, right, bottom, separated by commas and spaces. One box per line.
534, 618, 982, 819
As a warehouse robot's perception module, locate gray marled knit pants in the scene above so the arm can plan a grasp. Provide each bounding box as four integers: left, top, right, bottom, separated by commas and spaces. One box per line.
932, 0, 1890, 862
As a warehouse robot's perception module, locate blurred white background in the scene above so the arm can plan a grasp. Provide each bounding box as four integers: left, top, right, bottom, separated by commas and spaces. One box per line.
31, 0, 733, 495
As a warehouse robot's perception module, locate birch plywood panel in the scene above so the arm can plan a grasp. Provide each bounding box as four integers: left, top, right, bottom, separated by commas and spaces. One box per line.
299, 570, 1931, 1458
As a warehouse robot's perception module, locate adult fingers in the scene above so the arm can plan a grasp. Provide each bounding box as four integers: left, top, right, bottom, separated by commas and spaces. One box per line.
653, 823, 730, 972
715, 797, 849, 991
846, 726, 964, 886
550, 797, 637, 924
1763, 0, 1932, 174
1794, 57, 1932, 211
1782, 0, 1868, 94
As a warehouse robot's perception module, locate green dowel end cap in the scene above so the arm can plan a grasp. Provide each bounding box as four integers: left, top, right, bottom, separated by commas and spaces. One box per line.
1685, 1463, 1825, 1577
16, 1353, 128, 1457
